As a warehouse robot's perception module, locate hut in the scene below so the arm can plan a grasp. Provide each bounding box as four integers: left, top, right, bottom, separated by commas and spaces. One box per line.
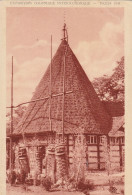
105, 102, 125, 172
9, 24, 124, 179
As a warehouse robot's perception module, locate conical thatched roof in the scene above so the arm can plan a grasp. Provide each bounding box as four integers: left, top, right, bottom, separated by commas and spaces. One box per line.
14, 40, 112, 135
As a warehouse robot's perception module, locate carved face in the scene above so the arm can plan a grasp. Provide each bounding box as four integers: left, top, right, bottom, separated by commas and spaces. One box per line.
47, 144, 55, 153
18, 147, 27, 157
55, 145, 65, 155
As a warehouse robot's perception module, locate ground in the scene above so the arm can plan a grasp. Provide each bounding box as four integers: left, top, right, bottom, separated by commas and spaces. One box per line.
6, 172, 124, 195
6, 184, 112, 195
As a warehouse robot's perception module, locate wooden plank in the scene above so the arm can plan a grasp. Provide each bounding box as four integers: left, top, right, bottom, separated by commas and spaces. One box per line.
110, 151, 120, 156
99, 145, 105, 151
110, 145, 119, 151
100, 158, 105, 163
110, 155, 120, 158
99, 151, 106, 158
88, 146, 97, 151
88, 152, 97, 157
88, 156, 98, 158
110, 157, 120, 163
88, 163, 98, 169
87, 144, 98, 146
88, 157, 98, 163
88, 150, 98, 153
88, 162, 98, 164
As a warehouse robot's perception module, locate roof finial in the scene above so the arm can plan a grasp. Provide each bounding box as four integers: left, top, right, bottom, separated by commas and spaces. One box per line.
63, 23, 66, 40
62, 23, 68, 43
61, 9, 68, 43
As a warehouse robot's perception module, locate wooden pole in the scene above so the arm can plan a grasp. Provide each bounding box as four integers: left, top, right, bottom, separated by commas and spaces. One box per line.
10, 56, 14, 170
97, 135, 100, 170
62, 24, 68, 142
49, 35, 52, 132
119, 137, 123, 171
6, 90, 73, 109
62, 46, 67, 142
106, 135, 111, 186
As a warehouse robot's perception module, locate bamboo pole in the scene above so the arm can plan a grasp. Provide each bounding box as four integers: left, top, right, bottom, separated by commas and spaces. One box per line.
62, 45, 67, 142
49, 35, 52, 132
62, 24, 68, 142
6, 91, 73, 109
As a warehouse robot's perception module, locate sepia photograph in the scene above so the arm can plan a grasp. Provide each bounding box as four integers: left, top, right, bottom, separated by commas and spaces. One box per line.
6, 7, 124, 195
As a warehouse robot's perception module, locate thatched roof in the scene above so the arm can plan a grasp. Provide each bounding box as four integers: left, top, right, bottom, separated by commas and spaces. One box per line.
14, 40, 112, 135
109, 116, 124, 137
102, 101, 124, 117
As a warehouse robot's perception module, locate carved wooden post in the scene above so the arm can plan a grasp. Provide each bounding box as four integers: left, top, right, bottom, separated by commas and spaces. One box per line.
18, 147, 29, 174
46, 144, 56, 183
55, 143, 67, 182
35, 146, 43, 174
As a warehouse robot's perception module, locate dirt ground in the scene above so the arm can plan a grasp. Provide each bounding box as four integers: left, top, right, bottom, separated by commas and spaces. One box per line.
6, 184, 123, 195
6, 172, 124, 195
6, 184, 83, 195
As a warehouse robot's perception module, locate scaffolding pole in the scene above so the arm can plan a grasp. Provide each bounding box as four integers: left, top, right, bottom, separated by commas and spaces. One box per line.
62, 24, 68, 142
9, 56, 14, 171
49, 35, 52, 132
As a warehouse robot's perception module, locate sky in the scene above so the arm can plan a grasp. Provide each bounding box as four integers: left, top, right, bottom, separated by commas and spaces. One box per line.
6, 7, 124, 107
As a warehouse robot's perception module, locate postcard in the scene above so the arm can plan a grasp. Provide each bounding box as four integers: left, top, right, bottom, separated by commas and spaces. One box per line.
0, 0, 132, 195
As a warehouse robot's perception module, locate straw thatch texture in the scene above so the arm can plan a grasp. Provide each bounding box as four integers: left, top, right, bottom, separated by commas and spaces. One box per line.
102, 101, 124, 117
14, 40, 111, 135
109, 116, 124, 137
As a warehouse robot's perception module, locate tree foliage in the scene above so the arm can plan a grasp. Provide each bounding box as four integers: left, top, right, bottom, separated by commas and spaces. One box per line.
6, 106, 26, 136
92, 57, 124, 102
